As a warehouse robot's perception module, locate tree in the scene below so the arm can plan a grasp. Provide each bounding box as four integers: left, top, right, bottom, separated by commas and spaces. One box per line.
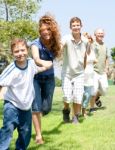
0, 0, 42, 65
111, 47, 115, 62
0, 0, 41, 41
0, 0, 41, 21
0, 0, 42, 40
0, 43, 12, 73
0, 0, 41, 40
0, 20, 38, 42
110, 47, 115, 85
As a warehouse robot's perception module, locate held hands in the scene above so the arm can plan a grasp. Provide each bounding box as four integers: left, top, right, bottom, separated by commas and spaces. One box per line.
37, 61, 53, 73
42, 61, 53, 69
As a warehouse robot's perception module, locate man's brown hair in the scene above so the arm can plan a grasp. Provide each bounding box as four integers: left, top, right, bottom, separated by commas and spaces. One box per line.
70, 17, 82, 28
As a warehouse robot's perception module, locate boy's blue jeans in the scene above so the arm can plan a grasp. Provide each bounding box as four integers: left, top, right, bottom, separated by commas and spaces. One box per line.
0, 101, 32, 150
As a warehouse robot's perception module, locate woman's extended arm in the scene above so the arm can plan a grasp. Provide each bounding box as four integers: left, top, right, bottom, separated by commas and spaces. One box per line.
31, 45, 52, 69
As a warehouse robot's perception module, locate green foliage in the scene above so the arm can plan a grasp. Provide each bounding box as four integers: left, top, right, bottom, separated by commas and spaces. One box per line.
0, 0, 41, 21
55, 76, 62, 87
111, 47, 115, 62
0, 0, 41, 41
0, 0, 41, 64
0, 19, 38, 43
0, 42, 13, 73
0, 49, 12, 63
0, 20, 38, 65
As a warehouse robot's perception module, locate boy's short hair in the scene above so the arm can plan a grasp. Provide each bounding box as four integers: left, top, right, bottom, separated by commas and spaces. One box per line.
11, 38, 28, 52
70, 17, 82, 28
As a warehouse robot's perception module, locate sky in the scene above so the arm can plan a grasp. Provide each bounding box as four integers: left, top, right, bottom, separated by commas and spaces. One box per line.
34, 0, 115, 78
35, 0, 115, 49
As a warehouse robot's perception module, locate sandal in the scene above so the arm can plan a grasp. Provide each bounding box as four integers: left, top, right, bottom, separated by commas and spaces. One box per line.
95, 97, 102, 107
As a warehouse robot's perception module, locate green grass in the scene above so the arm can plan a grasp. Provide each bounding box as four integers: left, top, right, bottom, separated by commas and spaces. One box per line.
0, 86, 115, 150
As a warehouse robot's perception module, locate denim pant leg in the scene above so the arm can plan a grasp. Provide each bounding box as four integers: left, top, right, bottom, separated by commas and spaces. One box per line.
16, 109, 32, 150
32, 78, 42, 112
41, 76, 55, 115
32, 76, 55, 114
82, 86, 93, 108
0, 101, 18, 150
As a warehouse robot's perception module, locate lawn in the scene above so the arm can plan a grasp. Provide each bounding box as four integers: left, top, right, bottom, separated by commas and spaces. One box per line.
0, 85, 115, 150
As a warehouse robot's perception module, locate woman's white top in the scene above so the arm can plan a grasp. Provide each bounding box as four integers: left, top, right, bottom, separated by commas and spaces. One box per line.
84, 50, 96, 86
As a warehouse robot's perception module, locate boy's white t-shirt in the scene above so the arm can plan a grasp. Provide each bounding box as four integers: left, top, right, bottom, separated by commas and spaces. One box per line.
0, 58, 39, 110
61, 34, 88, 79
84, 50, 96, 86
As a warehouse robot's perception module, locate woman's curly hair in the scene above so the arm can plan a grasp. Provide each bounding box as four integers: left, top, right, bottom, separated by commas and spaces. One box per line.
38, 14, 61, 58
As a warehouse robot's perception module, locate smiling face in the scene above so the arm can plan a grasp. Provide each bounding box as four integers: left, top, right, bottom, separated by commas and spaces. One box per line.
12, 43, 28, 66
39, 23, 52, 41
94, 29, 105, 43
70, 17, 82, 36
70, 21, 82, 35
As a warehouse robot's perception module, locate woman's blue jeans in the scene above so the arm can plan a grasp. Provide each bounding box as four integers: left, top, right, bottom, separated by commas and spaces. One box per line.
0, 101, 32, 150
32, 75, 55, 115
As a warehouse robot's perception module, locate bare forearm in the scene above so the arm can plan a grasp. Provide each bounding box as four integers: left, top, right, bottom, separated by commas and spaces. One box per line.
35, 57, 48, 65
34, 57, 53, 68
37, 65, 52, 73
31, 45, 53, 68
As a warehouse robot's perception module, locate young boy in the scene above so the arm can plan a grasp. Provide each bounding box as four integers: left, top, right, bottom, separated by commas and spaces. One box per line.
0, 38, 52, 150
61, 17, 88, 123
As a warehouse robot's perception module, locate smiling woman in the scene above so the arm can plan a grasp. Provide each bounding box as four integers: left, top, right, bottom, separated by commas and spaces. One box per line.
31, 13, 62, 144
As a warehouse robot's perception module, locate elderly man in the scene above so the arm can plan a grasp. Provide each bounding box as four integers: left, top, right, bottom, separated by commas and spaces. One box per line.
90, 28, 110, 112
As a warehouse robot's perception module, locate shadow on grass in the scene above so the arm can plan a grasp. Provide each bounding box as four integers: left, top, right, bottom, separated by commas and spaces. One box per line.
28, 145, 44, 150
86, 106, 107, 117
32, 121, 64, 140
50, 101, 63, 116
95, 106, 107, 111
78, 116, 85, 123
87, 106, 106, 111
28, 143, 81, 150
31, 121, 67, 148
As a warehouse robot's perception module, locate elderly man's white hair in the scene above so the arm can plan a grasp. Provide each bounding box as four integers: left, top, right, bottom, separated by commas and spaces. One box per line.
94, 28, 105, 35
